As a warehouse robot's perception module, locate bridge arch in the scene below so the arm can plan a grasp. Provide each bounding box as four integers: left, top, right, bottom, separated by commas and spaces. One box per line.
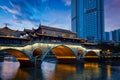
50, 45, 76, 60
32, 48, 42, 57
84, 51, 99, 59
78, 50, 83, 56
1, 49, 34, 67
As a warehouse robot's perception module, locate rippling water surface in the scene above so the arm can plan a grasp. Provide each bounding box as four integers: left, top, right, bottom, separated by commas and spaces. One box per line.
0, 60, 120, 80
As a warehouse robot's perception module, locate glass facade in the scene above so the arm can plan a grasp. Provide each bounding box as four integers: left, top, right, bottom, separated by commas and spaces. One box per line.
72, 0, 104, 42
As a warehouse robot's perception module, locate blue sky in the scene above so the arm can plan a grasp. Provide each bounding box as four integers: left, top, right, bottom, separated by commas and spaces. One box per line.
0, 0, 120, 31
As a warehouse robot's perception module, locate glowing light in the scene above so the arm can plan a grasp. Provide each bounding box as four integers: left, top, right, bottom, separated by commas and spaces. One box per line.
57, 56, 76, 59
16, 58, 30, 60
84, 62, 98, 69
56, 64, 76, 71
78, 50, 83, 56
84, 56, 99, 58
106, 49, 111, 54
107, 65, 111, 80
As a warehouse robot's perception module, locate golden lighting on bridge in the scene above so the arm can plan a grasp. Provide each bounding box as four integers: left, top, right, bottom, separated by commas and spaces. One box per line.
33, 48, 42, 57
4, 49, 30, 61
51, 45, 76, 59
78, 50, 83, 56
85, 51, 99, 59
16, 58, 29, 60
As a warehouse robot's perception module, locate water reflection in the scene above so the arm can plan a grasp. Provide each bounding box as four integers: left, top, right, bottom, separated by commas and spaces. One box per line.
107, 65, 111, 80
42, 62, 77, 80
83, 62, 101, 80
0, 60, 120, 80
0, 61, 20, 80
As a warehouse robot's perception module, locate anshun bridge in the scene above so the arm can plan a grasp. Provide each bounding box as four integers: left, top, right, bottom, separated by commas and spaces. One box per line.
0, 34, 101, 67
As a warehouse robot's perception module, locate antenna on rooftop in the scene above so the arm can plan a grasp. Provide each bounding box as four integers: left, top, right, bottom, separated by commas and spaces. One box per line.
5, 23, 8, 27
3, 23, 11, 27
39, 21, 42, 27
39, 21, 42, 28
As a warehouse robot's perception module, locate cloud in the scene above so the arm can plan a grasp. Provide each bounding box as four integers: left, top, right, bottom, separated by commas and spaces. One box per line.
0, 5, 19, 14
62, 0, 71, 6
0, 0, 71, 30
41, 8, 71, 30
0, 0, 41, 27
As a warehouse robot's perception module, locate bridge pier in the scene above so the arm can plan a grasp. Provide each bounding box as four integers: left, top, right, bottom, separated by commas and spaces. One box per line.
19, 60, 42, 68
19, 60, 34, 68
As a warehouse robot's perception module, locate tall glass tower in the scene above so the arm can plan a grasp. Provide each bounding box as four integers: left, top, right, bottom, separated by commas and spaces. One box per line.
71, 0, 104, 42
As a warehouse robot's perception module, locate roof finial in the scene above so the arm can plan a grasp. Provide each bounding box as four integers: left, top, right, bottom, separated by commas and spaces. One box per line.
5, 23, 8, 27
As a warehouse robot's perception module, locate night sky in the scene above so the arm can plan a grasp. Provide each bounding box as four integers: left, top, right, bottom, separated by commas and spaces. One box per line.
0, 0, 119, 31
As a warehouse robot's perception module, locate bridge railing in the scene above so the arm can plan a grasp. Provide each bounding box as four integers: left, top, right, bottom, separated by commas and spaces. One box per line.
0, 35, 100, 50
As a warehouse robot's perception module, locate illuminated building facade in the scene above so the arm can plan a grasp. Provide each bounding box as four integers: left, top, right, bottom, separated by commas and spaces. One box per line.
71, 0, 104, 42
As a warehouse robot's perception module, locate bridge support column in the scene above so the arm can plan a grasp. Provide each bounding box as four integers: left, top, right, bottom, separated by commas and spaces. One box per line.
34, 57, 42, 68
19, 60, 34, 68
19, 60, 42, 68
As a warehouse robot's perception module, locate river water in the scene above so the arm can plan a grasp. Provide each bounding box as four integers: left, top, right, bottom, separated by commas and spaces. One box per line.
0, 58, 120, 80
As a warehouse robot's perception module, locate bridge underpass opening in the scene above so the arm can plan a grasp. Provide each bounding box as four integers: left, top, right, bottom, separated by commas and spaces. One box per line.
2, 49, 34, 67
33, 48, 42, 57
51, 45, 76, 63
78, 50, 83, 56
84, 51, 99, 61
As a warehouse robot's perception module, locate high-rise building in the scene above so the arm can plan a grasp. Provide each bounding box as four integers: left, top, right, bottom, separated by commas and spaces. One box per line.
111, 29, 120, 42
104, 29, 120, 42
71, 0, 104, 42
104, 32, 110, 41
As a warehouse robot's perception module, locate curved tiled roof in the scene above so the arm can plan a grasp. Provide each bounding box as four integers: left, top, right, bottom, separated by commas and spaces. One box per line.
0, 27, 20, 36
38, 25, 76, 34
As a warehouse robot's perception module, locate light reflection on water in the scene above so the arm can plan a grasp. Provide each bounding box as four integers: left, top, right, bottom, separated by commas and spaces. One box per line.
0, 61, 120, 80
0, 61, 20, 80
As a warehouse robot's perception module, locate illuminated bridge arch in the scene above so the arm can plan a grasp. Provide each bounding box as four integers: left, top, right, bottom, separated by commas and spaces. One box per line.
41, 45, 76, 61
1, 49, 34, 67
32, 48, 42, 57
84, 51, 99, 59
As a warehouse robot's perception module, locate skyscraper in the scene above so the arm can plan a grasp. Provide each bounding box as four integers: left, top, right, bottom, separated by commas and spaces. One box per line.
71, 0, 104, 42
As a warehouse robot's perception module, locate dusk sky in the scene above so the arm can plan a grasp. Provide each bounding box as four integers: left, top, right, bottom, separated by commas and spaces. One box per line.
0, 0, 120, 31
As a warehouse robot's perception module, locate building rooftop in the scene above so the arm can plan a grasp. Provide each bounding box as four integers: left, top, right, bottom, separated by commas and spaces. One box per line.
39, 25, 76, 34
0, 27, 16, 36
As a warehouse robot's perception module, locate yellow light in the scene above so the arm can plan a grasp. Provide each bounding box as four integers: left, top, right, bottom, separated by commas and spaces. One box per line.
57, 56, 76, 59
107, 49, 111, 54
107, 65, 111, 80
16, 58, 30, 60
84, 56, 99, 58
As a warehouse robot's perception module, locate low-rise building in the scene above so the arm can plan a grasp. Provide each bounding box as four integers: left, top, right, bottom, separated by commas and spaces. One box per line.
35, 25, 76, 38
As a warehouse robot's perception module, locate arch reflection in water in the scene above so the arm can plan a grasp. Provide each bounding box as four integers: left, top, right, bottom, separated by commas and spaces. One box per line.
83, 62, 101, 79
41, 62, 77, 80
41, 62, 101, 80
0, 62, 20, 80
0, 61, 120, 80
